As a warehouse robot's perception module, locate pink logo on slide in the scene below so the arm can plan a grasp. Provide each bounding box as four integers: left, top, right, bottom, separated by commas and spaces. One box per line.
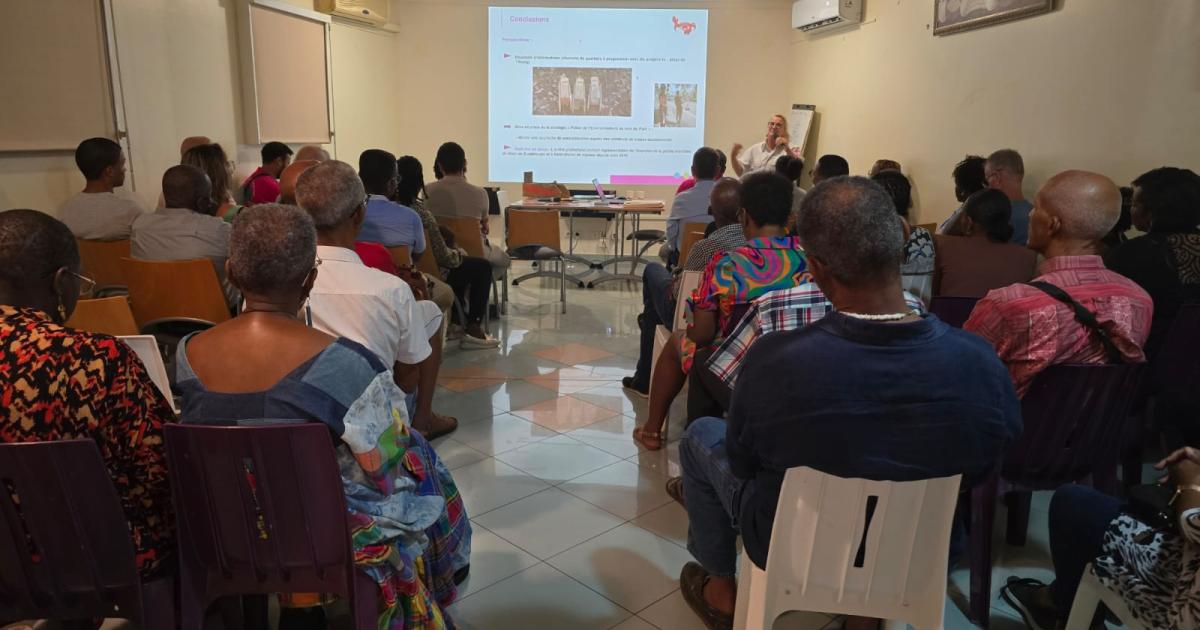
672, 16, 697, 35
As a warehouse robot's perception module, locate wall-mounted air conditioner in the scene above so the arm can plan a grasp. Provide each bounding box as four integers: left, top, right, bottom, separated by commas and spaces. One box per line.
315, 0, 389, 27
792, 0, 862, 34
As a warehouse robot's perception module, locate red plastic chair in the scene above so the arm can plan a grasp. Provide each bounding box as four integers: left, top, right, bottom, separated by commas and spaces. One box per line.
163, 423, 378, 630
0, 439, 174, 627
929, 296, 978, 329
968, 362, 1146, 626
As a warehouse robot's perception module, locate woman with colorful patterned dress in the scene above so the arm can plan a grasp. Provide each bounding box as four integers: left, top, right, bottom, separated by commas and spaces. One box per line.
0, 209, 177, 580
176, 204, 470, 629
633, 172, 810, 451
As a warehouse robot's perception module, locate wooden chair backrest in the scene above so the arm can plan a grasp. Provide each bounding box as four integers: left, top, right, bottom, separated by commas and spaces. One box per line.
679, 230, 706, 268
915, 223, 937, 234
438, 216, 488, 259
65, 296, 139, 337
505, 209, 561, 250
119, 257, 230, 326
75, 239, 131, 290
387, 245, 412, 268
416, 230, 441, 276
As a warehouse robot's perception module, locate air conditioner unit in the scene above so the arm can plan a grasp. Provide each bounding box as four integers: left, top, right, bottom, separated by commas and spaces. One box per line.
315, 0, 389, 27
792, 0, 862, 33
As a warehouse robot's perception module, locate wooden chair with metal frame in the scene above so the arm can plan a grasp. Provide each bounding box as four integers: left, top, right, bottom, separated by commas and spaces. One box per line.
66, 296, 139, 337
438, 216, 507, 316
386, 245, 412, 269
76, 238, 131, 296
504, 208, 571, 314
414, 229, 475, 332
120, 258, 231, 328
677, 220, 711, 268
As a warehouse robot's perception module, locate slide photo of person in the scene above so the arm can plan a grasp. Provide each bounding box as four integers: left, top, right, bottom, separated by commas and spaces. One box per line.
653, 83, 697, 128
532, 67, 632, 116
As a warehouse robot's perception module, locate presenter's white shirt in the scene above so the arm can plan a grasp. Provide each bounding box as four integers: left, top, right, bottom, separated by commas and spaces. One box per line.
737, 141, 788, 175
308, 245, 440, 367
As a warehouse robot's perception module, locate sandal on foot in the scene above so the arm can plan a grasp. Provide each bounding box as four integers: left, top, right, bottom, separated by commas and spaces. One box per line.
632, 425, 666, 451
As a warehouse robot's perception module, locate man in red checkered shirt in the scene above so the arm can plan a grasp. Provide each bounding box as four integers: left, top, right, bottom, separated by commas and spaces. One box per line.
964, 170, 1154, 397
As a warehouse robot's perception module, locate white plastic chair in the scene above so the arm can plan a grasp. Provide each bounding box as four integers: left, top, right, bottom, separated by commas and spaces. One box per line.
734, 468, 962, 630
1064, 563, 1147, 630
649, 271, 702, 400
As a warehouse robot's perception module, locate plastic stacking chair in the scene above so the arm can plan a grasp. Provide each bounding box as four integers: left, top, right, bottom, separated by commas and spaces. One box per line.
66, 296, 139, 336
968, 362, 1146, 626
0, 439, 174, 628
1064, 563, 1148, 630
929, 296, 979, 328
734, 468, 962, 630
505, 208, 576, 314
163, 423, 378, 630
120, 257, 231, 327
76, 238, 131, 296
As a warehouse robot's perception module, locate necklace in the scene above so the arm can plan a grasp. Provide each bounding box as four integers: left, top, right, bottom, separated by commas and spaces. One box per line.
840, 309, 919, 322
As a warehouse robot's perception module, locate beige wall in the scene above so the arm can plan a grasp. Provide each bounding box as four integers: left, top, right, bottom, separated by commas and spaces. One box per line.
0, 0, 396, 216
391, 0, 795, 207
790, 0, 1200, 225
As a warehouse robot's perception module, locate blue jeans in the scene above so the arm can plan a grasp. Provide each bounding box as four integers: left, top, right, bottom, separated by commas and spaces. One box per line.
680, 416, 753, 577
633, 263, 676, 385
1048, 484, 1122, 612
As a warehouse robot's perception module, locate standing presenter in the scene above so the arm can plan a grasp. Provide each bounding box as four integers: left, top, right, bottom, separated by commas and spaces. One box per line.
731, 114, 797, 176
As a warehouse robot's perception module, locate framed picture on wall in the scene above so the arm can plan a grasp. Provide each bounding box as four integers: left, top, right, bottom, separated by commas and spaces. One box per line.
933, 0, 1052, 36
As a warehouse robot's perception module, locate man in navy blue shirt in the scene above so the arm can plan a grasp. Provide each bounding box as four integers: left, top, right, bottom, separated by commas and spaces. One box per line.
357, 149, 426, 253
675, 176, 1022, 630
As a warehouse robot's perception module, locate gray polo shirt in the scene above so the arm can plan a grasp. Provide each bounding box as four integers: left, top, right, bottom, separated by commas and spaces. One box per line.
425, 174, 489, 220
131, 207, 238, 308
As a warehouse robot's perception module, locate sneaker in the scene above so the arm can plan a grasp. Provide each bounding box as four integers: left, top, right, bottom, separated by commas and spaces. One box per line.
461, 332, 501, 349
622, 376, 649, 398
1000, 577, 1060, 630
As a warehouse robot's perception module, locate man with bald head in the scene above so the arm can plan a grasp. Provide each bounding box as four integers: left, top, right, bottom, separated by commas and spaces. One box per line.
132, 164, 239, 308
624, 178, 747, 397
965, 169, 1154, 396
277, 159, 319, 205
295, 145, 330, 162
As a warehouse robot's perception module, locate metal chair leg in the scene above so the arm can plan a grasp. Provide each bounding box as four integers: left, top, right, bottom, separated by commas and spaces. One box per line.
559, 258, 566, 314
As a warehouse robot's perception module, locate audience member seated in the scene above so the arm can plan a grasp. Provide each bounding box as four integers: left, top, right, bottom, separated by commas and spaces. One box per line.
934, 188, 1037, 297
673, 176, 1020, 630
624, 179, 745, 397
868, 158, 901, 177
1099, 185, 1134, 253
810, 153, 849, 186
632, 172, 807, 450
294, 161, 458, 439
938, 154, 988, 234
1104, 167, 1200, 358
240, 141, 293, 205
665, 147, 722, 255
692, 267, 924, 421
774, 154, 806, 231
58, 137, 142, 240
964, 170, 1154, 396
676, 149, 727, 194
985, 148, 1034, 245
294, 144, 330, 162
872, 169, 935, 305
396, 155, 498, 348
425, 142, 510, 277
358, 149, 426, 252
132, 164, 240, 309
176, 204, 470, 629
0, 209, 175, 579
1001, 448, 1200, 629
182, 142, 241, 221
277, 159, 319, 206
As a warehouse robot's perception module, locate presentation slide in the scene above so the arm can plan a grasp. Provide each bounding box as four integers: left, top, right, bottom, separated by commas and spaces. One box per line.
488, 7, 709, 186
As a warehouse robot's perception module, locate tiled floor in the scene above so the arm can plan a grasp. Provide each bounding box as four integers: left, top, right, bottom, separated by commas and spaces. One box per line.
428, 262, 1058, 630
